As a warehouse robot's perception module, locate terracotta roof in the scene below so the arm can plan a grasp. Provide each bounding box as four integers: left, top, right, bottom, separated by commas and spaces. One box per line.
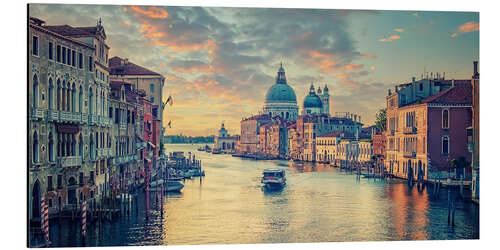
318, 130, 354, 138
109, 56, 162, 76
421, 82, 472, 104
45, 25, 96, 37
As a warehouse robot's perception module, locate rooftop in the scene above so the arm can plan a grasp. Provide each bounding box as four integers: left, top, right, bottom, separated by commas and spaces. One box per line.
421, 81, 472, 105
109, 56, 162, 76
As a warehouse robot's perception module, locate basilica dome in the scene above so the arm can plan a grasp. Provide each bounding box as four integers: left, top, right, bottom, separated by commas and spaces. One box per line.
265, 83, 297, 103
264, 63, 297, 104
303, 85, 323, 108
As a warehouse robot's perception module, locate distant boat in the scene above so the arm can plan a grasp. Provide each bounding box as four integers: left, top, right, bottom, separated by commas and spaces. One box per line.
261, 169, 286, 189
150, 179, 184, 192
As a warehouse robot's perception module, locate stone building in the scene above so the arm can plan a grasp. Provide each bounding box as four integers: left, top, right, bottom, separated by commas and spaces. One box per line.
108, 82, 142, 193
315, 131, 354, 164
385, 69, 474, 181
238, 114, 271, 154
109, 56, 165, 155
214, 122, 239, 153
289, 114, 362, 162
470, 61, 480, 201
29, 17, 113, 222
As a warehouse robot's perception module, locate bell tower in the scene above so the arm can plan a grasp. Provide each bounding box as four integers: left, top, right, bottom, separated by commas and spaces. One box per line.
321, 85, 330, 116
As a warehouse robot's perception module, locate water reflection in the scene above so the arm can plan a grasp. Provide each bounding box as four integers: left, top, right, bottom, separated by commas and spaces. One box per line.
32, 144, 479, 247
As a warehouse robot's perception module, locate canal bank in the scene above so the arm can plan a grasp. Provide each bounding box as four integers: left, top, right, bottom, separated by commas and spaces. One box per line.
30, 144, 479, 247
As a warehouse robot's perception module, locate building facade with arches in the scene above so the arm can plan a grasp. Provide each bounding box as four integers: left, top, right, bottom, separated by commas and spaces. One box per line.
28, 17, 114, 223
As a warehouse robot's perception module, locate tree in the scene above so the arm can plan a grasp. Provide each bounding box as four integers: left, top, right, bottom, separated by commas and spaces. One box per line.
449, 156, 470, 179
375, 108, 387, 132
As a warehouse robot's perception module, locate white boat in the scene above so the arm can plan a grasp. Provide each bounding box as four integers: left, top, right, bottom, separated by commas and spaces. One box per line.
150, 179, 184, 192
261, 169, 286, 188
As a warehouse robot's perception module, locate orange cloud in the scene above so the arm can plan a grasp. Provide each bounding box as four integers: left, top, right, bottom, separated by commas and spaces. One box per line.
370, 66, 375, 71
342, 63, 363, 71
134, 17, 216, 52
172, 64, 212, 73
127, 6, 168, 19
394, 28, 404, 33
379, 35, 401, 42
451, 21, 479, 38
297, 49, 338, 73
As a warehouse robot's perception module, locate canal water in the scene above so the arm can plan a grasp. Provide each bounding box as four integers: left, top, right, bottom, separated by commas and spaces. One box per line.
31, 143, 479, 247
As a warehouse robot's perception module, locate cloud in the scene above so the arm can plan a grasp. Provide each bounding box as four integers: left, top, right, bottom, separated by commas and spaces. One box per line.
370, 66, 376, 71
379, 35, 401, 42
126, 6, 168, 19
412, 13, 419, 17
394, 28, 404, 33
451, 21, 479, 38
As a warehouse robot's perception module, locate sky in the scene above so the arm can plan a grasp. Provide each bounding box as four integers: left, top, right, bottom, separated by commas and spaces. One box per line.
29, 4, 479, 136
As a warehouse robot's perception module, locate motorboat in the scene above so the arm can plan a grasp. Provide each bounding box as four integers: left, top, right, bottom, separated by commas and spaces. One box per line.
149, 178, 184, 192
191, 168, 205, 177
261, 169, 286, 188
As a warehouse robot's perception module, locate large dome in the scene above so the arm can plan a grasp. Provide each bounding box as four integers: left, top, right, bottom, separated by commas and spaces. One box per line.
264, 63, 297, 104
265, 84, 297, 103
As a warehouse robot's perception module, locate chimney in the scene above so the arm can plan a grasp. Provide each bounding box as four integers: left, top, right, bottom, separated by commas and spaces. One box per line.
443, 72, 445, 79
359, 116, 361, 123
452, 79, 455, 87
388, 89, 392, 95
354, 114, 357, 122
473, 61, 479, 79
412, 77, 416, 83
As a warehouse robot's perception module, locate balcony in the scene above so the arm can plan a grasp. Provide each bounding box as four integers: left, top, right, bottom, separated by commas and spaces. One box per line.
403, 151, 416, 158
120, 123, 127, 131
32, 107, 45, 120
57, 156, 82, 168
60, 111, 81, 123
89, 114, 98, 125
389, 130, 395, 136
47, 110, 59, 121
403, 126, 417, 134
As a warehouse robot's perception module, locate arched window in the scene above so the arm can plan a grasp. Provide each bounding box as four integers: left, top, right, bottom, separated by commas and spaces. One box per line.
442, 136, 449, 155
79, 86, 83, 113
66, 82, 71, 112
32, 75, 38, 108
89, 87, 93, 115
33, 131, 39, 163
90, 136, 94, 160
62, 80, 66, 111
442, 109, 449, 129
48, 132, 54, 162
71, 83, 76, 113
71, 135, 76, 156
48, 78, 53, 110
78, 134, 83, 156
56, 80, 61, 111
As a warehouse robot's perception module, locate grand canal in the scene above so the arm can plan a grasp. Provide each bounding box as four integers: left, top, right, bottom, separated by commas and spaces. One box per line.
31, 143, 479, 247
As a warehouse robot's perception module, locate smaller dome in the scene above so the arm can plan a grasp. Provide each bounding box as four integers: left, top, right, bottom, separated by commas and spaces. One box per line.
303, 83, 323, 108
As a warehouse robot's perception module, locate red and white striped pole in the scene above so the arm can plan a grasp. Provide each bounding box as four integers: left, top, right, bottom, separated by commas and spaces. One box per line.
41, 196, 49, 242
81, 201, 87, 237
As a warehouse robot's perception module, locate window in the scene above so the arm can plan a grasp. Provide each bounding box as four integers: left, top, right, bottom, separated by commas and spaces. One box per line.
72, 50, 76, 67
88, 56, 93, 72
47, 176, 53, 191
67, 48, 71, 65
150, 83, 155, 92
62, 47, 66, 64
79, 172, 84, 186
56, 45, 61, 62
78, 53, 83, 69
419, 83, 423, 91
32, 36, 38, 56
442, 136, 449, 155
48, 42, 53, 60
57, 175, 62, 189
150, 96, 155, 103
442, 109, 449, 129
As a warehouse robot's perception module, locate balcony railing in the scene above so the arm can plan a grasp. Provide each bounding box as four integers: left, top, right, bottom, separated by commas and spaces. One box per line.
403, 126, 417, 134
120, 123, 127, 131
57, 156, 82, 168
97, 148, 112, 158
32, 107, 45, 120
47, 110, 59, 121
403, 151, 416, 158
89, 114, 98, 125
